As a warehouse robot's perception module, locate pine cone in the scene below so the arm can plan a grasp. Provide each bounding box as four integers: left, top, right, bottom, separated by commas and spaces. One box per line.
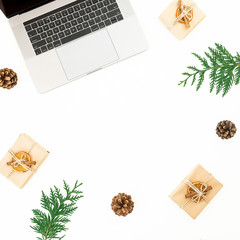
111, 193, 134, 217
0, 68, 18, 89
216, 120, 237, 139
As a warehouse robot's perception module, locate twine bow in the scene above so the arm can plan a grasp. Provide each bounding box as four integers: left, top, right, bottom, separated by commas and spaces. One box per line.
170, 1, 197, 28
181, 175, 212, 209
184, 179, 208, 203
8, 150, 36, 173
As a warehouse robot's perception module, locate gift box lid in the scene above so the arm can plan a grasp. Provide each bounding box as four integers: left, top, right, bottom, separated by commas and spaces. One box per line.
170, 164, 223, 219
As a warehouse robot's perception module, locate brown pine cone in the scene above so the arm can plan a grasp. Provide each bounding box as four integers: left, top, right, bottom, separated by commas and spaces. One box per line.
111, 193, 134, 217
0, 68, 18, 89
216, 120, 237, 139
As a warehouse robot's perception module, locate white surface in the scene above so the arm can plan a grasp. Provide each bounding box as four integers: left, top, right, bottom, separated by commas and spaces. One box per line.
56, 29, 118, 80
0, 0, 239, 240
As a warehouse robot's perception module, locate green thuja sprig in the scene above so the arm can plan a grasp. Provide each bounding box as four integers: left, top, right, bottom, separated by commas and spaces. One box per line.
179, 43, 240, 96
31, 180, 83, 240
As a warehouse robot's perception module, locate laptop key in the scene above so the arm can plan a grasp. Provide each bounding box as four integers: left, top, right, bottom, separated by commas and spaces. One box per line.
47, 43, 54, 50
31, 22, 38, 29
67, 15, 73, 21
74, 5, 80, 11
55, 20, 61, 26
86, 0, 92, 6
62, 10, 68, 16
110, 0, 116, 2
44, 18, 50, 24
86, 7, 91, 13
97, 2, 104, 8
98, 22, 105, 28
56, 13, 62, 19
96, 10, 101, 16
83, 15, 90, 21
92, 0, 98, 3
107, 3, 118, 11
58, 32, 65, 38
90, 12, 96, 18
47, 30, 54, 36
91, 5, 97, 11
65, 22, 71, 28
95, 17, 101, 23
91, 24, 99, 31
100, 14, 107, 21
46, 37, 53, 43
64, 29, 71, 36
73, 12, 80, 18
77, 24, 83, 31
68, 8, 74, 14
53, 40, 61, 47
52, 35, 59, 41
61, 28, 91, 44
107, 9, 121, 18
71, 20, 78, 26
80, 2, 86, 8
41, 46, 48, 52
28, 29, 37, 37
80, 10, 85, 16
38, 20, 44, 26
89, 20, 95, 26
53, 27, 60, 34
83, 22, 89, 28
37, 27, 43, 34
41, 32, 47, 39
61, 17, 67, 24
110, 17, 117, 24
43, 25, 49, 31
50, 15, 56, 21
59, 25, 65, 31
33, 39, 46, 49
70, 27, 77, 33
117, 14, 123, 21
104, 19, 111, 26
25, 25, 32, 32
77, 17, 83, 23
30, 35, 41, 43
103, 0, 110, 6
49, 22, 55, 28
101, 7, 107, 13
35, 48, 41, 55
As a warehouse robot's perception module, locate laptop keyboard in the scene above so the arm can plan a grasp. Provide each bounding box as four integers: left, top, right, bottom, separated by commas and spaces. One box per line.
23, 0, 124, 56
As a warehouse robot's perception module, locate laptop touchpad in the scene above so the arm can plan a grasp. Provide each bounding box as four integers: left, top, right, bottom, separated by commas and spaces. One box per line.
56, 29, 119, 80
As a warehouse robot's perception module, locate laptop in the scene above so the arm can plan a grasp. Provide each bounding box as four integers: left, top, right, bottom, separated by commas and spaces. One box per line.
0, 0, 148, 93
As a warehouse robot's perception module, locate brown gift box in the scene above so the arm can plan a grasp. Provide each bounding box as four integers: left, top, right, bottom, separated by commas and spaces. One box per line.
170, 164, 223, 219
0, 134, 49, 189
159, 0, 206, 40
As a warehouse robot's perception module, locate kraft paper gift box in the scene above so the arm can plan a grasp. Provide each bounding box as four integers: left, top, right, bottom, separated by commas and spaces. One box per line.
170, 164, 223, 219
159, 0, 206, 40
0, 134, 49, 189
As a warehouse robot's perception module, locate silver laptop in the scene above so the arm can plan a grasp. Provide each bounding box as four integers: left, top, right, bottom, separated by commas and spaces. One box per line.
0, 0, 148, 93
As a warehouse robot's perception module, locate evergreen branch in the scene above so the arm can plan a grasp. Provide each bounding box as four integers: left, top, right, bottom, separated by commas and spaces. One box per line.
179, 43, 240, 96
31, 181, 83, 240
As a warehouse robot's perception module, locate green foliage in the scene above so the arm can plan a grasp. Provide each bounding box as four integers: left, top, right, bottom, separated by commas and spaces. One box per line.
31, 180, 83, 240
179, 43, 240, 96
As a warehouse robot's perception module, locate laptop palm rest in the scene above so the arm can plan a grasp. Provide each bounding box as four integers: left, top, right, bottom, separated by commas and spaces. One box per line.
56, 29, 119, 80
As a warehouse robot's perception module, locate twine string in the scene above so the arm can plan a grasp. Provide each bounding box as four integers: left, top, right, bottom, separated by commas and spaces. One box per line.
184, 179, 207, 203
181, 175, 212, 209
170, 0, 198, 28
8, 150, 36, 173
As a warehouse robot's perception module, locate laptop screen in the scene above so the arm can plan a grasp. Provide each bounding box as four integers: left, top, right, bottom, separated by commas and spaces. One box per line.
0, 0, 53, 18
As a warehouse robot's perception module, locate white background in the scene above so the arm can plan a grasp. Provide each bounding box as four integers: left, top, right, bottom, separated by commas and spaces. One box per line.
0, 0, 239, 239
